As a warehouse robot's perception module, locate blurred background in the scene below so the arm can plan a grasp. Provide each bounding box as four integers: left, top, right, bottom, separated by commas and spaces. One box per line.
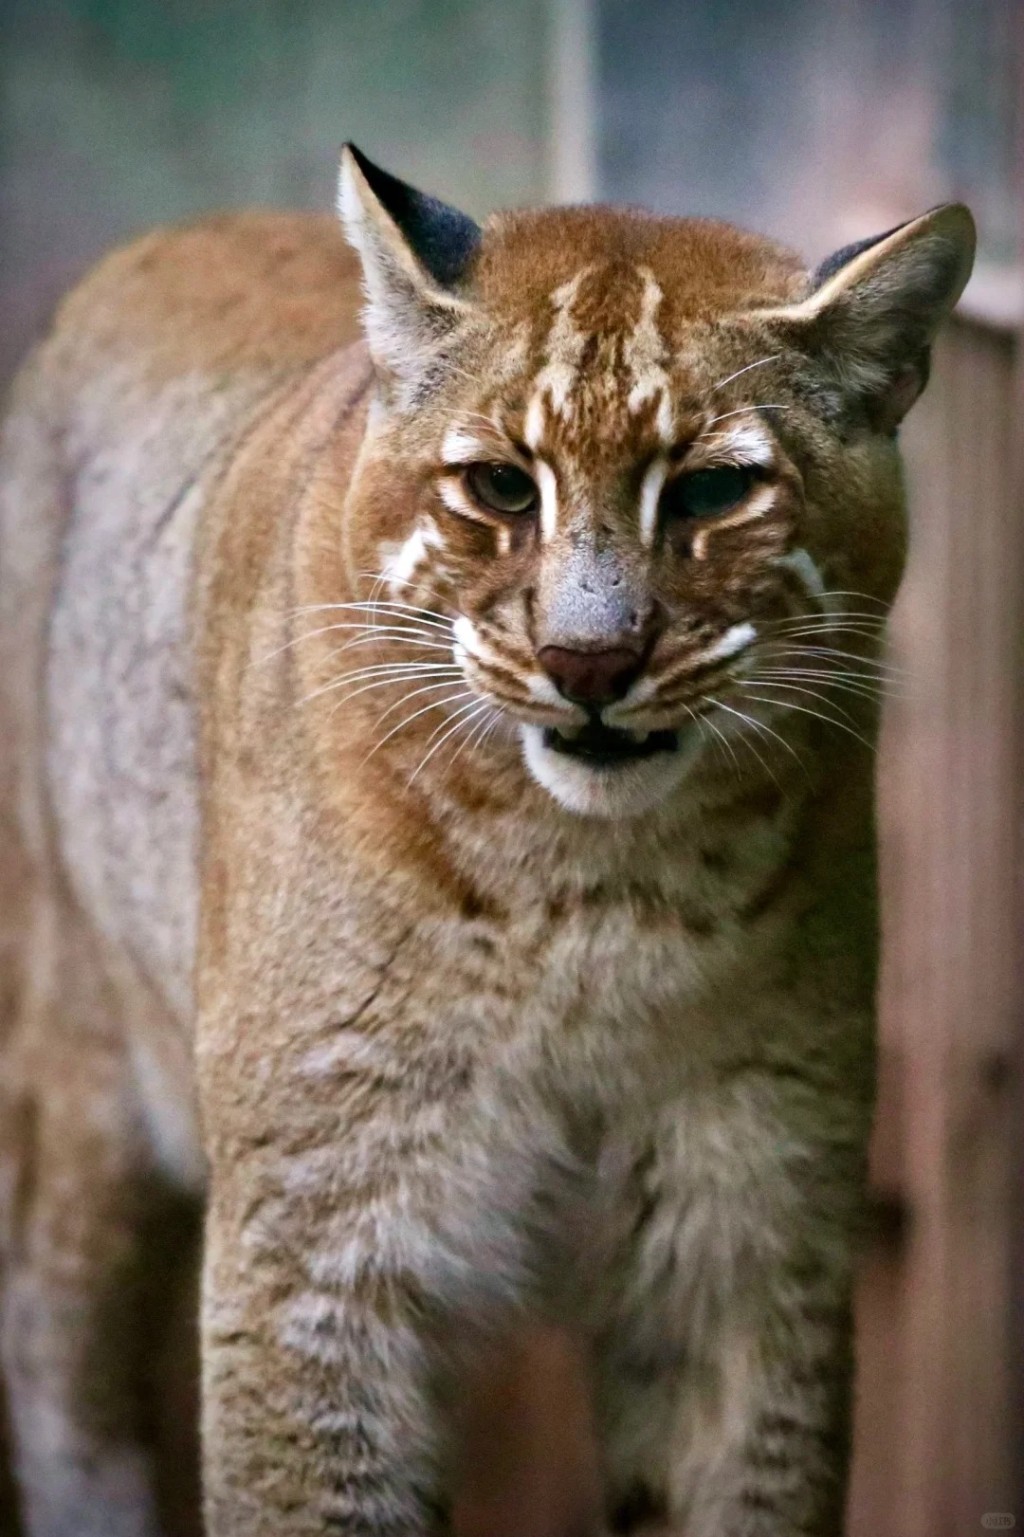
0, 1, 1020, 1534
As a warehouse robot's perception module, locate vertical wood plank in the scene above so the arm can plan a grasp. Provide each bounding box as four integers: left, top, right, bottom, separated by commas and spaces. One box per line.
852, 316, 1020, 1537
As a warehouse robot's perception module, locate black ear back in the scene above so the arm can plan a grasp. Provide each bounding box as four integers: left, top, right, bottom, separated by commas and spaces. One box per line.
343, 144, 481, 290
768, 203, 976, 432
811, 221, 907, 290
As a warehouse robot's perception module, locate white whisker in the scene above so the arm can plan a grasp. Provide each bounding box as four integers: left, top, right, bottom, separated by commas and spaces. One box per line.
751, 668, 900, 703
362, 684, 477, 764
710, 702, 787, 789
290, 602, 454, 631
447, 702, 500, 773
322, 670, 463, 720
740, 688, 876, 752
759, 642, 902, 676
297, 661, 461, 709
741, 678, 861, 726
326, 632, 455, 657
407, 699, 492, 786
702, 404, 789, 429
252, 617, 452, 669
710, 355, 781, 393
695, 706, 742, 774
819, 589, 889, 608
715, 699, 805, 772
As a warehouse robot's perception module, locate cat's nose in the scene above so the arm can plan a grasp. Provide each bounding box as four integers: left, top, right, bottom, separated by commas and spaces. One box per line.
536, 645, 643, 707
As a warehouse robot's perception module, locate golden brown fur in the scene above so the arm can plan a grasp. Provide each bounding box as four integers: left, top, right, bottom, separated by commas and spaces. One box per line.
0, 151, 973, 1537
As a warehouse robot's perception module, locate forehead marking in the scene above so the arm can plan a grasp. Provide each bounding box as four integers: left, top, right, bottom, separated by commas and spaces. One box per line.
624, 267, 674, 443
534, 461, 559, 542
529, 268, 592, 432
691, 483, 777, 562
638, 458, 669, 547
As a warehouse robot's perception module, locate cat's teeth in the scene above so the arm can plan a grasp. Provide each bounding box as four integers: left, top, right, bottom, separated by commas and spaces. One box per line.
555, 723, 583, 741
629, 730, 650, 744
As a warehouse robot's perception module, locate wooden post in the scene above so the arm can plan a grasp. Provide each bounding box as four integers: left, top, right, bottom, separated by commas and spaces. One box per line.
849, 313, 1021, 1537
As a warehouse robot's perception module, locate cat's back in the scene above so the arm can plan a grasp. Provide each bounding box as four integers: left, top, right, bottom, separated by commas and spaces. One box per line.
0, 209, 365, 1032
52, 207, 364, 388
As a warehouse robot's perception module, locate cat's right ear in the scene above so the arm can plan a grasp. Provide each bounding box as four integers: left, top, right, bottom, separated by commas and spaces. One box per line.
762, 203, 976, 432
338, 145, 481, 391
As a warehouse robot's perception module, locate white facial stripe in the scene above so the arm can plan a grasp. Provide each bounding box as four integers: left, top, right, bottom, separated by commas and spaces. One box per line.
436, 478, 492, 526
624, 266, 674, 442
638, 458, 669, 546
654, 390, 675, 443
774, 546, 826, 603
441, 426, 493, 465
708, 419, 776, 468
691, 484, 777, 561
524, 392, 546, 452
691, 621, 757, 667
535, 460, 559, 542
382, 519, 445, 597
452, 614, 485, 662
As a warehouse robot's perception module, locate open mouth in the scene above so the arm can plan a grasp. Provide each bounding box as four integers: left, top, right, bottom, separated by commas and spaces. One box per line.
543, 721, 679, 766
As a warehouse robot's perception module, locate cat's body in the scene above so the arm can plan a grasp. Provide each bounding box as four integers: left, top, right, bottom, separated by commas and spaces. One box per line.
0, 155, 973, 1537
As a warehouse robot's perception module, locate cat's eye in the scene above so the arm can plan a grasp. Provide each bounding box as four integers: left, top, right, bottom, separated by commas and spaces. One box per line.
465, 462, 538, 517
661, 465, 757, 521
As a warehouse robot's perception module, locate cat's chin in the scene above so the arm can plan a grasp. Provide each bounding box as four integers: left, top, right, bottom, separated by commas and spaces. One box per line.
518, 723, 700, 819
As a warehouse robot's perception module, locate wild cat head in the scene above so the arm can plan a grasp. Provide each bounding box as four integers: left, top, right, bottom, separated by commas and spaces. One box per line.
336, 145, 974, 819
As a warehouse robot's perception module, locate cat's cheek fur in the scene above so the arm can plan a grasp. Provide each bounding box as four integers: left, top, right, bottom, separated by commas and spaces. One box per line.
518, 724, 701, 819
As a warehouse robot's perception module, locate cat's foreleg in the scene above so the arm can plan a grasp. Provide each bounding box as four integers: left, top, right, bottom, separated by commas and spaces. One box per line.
595, 1090, 864, 1537
197, 1046, 535, 1537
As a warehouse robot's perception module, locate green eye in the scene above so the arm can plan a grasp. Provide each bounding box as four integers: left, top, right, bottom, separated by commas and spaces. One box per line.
662, 465, 756, 520
465, 462, 538, 516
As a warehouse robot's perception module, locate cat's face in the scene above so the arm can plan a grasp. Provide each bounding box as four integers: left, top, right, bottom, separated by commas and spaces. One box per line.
340, 149, 974, 818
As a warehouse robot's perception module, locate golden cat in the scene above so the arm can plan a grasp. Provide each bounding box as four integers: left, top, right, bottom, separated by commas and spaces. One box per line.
0, 145, 974, 1536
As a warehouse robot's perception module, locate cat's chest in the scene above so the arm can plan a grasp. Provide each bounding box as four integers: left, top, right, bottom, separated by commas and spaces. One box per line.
452, 841, 787, 1075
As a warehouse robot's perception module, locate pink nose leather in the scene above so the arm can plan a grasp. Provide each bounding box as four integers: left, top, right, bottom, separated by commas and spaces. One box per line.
536, 645, 642, 706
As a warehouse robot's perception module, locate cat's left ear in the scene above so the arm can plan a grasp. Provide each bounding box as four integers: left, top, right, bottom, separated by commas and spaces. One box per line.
338, 144, 481, 388
770, 204, 976, 431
